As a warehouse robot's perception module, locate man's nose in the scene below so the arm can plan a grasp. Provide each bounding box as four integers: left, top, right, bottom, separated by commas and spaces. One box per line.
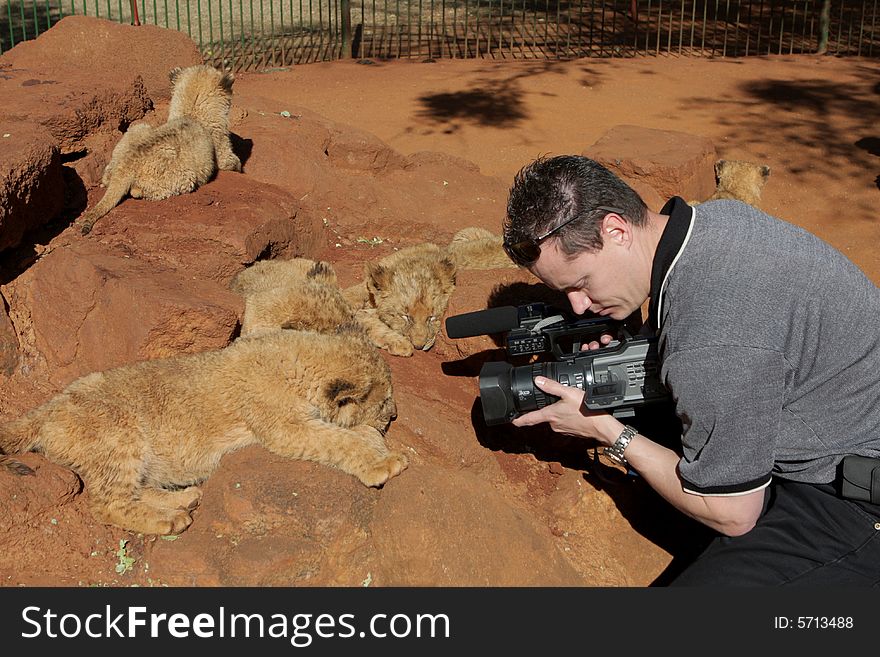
566, 290, 591, 315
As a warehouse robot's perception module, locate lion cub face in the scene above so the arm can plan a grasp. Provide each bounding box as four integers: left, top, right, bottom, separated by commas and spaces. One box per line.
709, 159, 771, 206
322, 351, 397, 432
365, 244, 457, 352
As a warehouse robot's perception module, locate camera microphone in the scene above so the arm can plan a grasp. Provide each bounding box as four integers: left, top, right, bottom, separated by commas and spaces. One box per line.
444, 306, 520, 339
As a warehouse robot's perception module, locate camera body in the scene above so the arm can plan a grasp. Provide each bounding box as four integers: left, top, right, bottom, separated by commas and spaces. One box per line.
445, 302, 669, 426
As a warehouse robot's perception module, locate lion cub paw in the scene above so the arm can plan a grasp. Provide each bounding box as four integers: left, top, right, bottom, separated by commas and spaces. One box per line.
162, 509, 195, 535
357, 451, 409, 487
173, 486, 203, 511
378, 334, 414, 357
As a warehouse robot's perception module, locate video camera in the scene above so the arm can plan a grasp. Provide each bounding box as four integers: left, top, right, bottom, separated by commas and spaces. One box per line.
445, 302, 669, 426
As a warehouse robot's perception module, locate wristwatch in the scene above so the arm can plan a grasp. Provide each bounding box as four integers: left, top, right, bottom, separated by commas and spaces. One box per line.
603, 425, 638, 467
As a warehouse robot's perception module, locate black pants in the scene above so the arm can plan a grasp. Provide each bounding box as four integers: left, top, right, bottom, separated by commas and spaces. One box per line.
670, 479, 880, 586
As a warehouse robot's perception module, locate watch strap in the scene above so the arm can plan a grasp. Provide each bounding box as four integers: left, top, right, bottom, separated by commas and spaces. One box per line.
603, 425, 637, 467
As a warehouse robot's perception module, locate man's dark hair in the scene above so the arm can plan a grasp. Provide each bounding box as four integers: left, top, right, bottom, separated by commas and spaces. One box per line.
503, 155, 648, 257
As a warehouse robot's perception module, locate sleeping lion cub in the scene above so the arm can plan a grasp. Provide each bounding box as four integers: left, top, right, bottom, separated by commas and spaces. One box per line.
77, 64, 239, 235
343, 243, 457, 357
232, 245, 457, 357
232, 258, 358, 338
0, 330, 406, 535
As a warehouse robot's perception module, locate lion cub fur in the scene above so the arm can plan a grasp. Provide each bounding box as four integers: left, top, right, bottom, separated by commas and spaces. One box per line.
232, 245, 456, 357
691, 159, 771, 207
77, 64, 239, 235
0, 330, 406, 535
445, 227, 517, 270
232, 259, 358, 338
342, 243, 457, 357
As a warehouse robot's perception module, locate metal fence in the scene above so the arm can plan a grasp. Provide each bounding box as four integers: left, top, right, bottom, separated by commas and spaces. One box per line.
2, 1, 877, 68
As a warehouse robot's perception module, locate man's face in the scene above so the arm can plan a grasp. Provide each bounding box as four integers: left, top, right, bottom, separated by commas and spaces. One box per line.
529, 218, 647, 320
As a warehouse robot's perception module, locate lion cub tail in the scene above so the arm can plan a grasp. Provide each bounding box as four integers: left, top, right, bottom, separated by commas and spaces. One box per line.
77, 176, 132, 235
0, 415, 43, 476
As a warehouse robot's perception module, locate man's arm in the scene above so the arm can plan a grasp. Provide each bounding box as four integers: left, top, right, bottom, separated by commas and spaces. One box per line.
620, 430, 765, 535
513, 376, 765, 536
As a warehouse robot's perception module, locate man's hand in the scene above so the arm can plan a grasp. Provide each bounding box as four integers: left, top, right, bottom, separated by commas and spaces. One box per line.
511, 376, 620, 442
581, 333, 614, 350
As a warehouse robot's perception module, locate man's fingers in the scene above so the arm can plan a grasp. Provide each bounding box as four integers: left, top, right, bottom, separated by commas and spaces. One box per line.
512, 408, 547, 427
534, 376, 585, 404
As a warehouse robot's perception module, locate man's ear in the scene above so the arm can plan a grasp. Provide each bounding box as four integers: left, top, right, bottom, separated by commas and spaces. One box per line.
602, 212, 631, 247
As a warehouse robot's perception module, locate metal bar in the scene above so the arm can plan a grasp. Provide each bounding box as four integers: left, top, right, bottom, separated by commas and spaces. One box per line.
870, 0, 878, 57
755, 0, 763, 55
846, 0, 855, 55
733, 0, 741, 56
544, 0, 550, 57
498, 0, 504, 58
655, 0, 661, 55
723, 0, 730, 57
799, 0, 807, 53
689, 0, 696, 53
218, 1, 226, 69
777, 0, 784, 55
227, 0, 235, 69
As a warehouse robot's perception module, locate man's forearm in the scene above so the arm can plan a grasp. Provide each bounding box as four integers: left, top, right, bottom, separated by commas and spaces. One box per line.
609, 424, 763, 536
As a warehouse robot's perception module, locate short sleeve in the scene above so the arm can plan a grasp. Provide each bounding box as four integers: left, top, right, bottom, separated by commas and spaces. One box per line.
663, 345, 784, 495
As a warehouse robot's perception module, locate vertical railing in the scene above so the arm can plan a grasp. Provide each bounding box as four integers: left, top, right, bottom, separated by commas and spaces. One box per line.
2, 1, 879, 62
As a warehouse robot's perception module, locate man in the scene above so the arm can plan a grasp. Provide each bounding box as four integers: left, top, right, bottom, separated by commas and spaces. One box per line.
502, 154, 880, 585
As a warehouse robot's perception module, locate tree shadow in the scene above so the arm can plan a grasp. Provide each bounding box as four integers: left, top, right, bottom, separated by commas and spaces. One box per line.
685, 68, 880, 201
415, 59, 603, 131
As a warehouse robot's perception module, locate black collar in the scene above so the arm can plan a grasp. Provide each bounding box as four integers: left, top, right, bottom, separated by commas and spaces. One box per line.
647, 196, 693, 332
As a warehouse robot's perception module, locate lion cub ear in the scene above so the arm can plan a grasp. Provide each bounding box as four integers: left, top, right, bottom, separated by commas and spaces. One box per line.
435, 256, 457, 288
325, 378, 357, 407
307, 260, 337, 284
714, 160, 726, 178
169, 66, 183, 85
366, 262, 393, 294
760, 165, 771, 179
220, 71, 235, 92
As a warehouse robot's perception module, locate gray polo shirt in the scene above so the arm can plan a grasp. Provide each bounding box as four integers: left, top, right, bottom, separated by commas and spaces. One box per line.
654, 198, 880, 496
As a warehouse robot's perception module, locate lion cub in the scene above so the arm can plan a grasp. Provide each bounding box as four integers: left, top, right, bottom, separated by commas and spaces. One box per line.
167, 64, 242, 173
343, 243, 457, 357
77, 64, 239, 235
0, 330, 406, 535
232, 259, 358, 337
445, 227, 517, 270
233, 246, 457, 357
705, 159, 771, 206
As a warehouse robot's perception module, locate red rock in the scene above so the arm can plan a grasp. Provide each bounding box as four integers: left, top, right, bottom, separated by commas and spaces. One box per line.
0, 303, 18, 376
0, 16, 203, 102
584, 124, 717, 204
2, 238, 242, 387
370, 465, 584, 585
0, 121, 65, 251
82, 171, 324, 284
